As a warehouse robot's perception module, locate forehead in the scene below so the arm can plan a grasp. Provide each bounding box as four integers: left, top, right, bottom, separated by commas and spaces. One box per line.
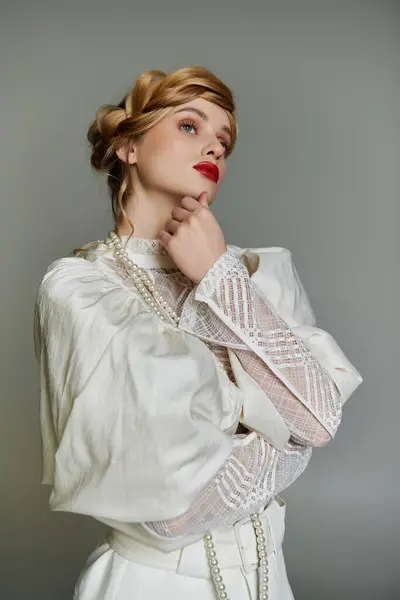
174, 98, 231, 130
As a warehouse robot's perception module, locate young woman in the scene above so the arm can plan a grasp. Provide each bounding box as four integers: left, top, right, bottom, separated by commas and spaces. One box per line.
34, 66, 363, 600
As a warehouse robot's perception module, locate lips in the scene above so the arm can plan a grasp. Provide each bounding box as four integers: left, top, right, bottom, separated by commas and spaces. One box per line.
193, 161, 219, 184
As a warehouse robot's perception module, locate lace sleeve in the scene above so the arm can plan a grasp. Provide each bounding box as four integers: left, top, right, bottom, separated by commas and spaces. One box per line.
233, 348, 332, 446
146, 433, 311, 537
179, 251, 342, 447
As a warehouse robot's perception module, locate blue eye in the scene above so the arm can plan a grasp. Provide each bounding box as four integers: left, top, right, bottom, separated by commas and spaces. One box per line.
179, 120, 197, 134
179, 119, 231, 155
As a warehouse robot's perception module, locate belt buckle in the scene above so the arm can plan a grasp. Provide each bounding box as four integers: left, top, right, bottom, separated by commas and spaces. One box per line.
233, 514, 265, 575
234, 505, 277, 575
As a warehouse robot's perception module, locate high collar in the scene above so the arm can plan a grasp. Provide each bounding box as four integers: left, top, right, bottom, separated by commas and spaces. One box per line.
120, 236, 168, 256
119, 235, 177, 269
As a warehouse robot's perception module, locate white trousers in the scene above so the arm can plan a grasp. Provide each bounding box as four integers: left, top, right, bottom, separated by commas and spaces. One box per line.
74, 498, 294, 600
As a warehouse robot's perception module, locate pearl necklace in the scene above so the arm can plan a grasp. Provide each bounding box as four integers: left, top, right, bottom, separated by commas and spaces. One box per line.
105, 230, 269, 600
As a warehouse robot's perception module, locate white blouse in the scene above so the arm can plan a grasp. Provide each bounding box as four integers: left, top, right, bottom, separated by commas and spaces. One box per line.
34, 237, 362, 551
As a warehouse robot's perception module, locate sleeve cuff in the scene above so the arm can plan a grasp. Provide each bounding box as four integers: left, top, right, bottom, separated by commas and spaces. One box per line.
195, 250, 250, 302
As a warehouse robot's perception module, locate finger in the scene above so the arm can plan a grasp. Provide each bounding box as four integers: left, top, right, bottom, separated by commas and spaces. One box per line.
197, 191, 209, 208
181, 195, 200, 212
157, 230, 173, 247
164, 219, 180, 235
171, 206, 191, 222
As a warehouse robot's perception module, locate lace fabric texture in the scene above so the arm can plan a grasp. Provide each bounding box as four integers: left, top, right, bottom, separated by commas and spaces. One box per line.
98, 240, 341, 536
147, 434, 311, 537
35, 236, 361, 545
179, 250, 343, 446
106, 243, 341, 447
101, 255, 242, 380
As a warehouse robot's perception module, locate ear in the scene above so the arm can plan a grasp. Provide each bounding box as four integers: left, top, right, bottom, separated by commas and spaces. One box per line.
116, 141, 137, 165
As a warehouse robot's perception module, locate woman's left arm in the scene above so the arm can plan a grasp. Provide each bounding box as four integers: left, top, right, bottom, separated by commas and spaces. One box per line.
179, 247, 363, 447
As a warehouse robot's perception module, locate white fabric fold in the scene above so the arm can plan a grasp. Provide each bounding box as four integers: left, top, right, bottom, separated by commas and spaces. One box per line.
178, 244, 362, 445
245, 246, 363, 405
35, 237, 362, 551
227, 348, 290, 450
35, 257, 237, 523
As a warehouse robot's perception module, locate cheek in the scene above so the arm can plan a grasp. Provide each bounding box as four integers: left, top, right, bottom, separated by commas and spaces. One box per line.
149, 135, 189, 166
143, 130, 169, 156
138, 138, 174, 173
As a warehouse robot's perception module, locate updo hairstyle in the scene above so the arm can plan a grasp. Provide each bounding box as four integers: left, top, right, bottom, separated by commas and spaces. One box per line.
87, 66, 237, 227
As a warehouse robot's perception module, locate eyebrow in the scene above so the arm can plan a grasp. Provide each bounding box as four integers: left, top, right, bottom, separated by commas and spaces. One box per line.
174, 106, 232, 138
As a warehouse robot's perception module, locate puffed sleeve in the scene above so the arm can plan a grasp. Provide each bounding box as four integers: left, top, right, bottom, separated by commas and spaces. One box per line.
179, 245, 363, 448
240, 245, 363, 404
34, 257, 234, 522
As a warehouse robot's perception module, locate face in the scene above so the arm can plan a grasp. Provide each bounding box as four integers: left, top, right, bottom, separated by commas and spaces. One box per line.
124, 98, 232, 204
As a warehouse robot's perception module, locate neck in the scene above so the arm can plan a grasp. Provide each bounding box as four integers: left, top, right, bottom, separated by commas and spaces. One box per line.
116, 188, 181, 239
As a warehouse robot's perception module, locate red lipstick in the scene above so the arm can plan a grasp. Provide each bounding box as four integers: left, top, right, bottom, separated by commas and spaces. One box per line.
193, 161, 219, 184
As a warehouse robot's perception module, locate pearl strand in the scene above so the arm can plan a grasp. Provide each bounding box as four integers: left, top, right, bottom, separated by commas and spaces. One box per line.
106, 231, 227, 375
106, 231, 179, 324
204, 534, 229, 600
105, 231, 269, 600
251, 513, 270, 600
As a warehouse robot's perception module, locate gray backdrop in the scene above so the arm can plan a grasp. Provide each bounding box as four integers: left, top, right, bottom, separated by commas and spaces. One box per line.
1, 1, 398, 599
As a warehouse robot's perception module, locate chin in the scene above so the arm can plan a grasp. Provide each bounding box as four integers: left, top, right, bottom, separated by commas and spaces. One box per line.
186, 180, 219, 203
169, 173, 219, 203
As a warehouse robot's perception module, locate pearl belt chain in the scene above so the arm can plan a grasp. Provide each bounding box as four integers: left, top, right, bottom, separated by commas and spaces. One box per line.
105, 231, 269, 599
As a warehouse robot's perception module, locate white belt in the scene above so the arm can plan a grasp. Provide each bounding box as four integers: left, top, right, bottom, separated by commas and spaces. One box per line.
106, 497, 286, 578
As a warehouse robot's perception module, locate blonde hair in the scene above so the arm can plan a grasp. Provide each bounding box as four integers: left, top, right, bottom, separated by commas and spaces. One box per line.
87, 66, 237, 228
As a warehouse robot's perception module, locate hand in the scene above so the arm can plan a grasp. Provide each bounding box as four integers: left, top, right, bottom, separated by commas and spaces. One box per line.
157, 191, 227, 284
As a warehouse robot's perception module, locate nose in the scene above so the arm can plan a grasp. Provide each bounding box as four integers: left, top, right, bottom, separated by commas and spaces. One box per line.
203, 135, 225, 161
